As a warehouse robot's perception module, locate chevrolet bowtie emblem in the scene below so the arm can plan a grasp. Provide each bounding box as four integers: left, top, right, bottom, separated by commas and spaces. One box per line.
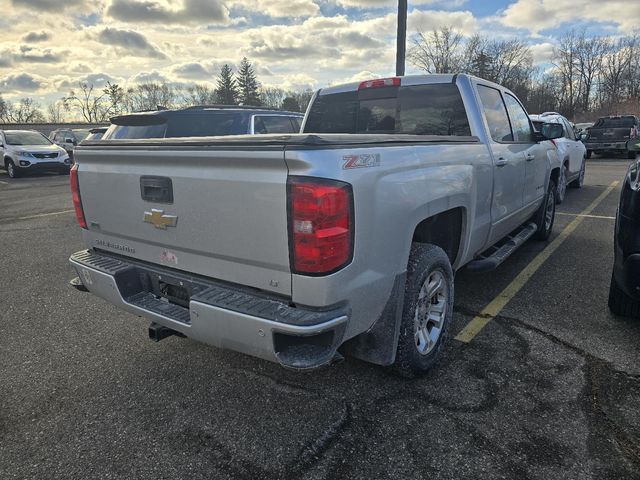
144, 209, 178, 229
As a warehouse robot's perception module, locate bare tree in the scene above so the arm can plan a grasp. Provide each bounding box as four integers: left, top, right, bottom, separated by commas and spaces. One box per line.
409, 26, 464, 73
181, 84, 217, 107
260, 87, 287, 109
47, 99, 66, 122
103, 82, 126, 117
574, 32, 609, 113
601, 37, 633, 113
553, 31, 580, 118
64, 83, 109, 123
125, 83, 176, 112
1, 97, 45, 123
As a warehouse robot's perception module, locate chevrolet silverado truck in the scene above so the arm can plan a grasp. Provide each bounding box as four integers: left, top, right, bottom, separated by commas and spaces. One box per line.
69, 74, 563, 377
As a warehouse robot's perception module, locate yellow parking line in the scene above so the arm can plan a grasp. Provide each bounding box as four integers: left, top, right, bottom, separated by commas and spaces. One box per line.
17, 209, 75, 220
455, 181, 620, 343
556, 212, 615, 220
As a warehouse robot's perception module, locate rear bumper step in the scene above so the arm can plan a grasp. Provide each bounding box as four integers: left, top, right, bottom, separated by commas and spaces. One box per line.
69, 249, 348, 369
466, 222, 537, 273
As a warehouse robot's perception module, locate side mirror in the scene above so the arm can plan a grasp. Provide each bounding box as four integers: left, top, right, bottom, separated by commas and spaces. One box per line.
540, 122, 563, 140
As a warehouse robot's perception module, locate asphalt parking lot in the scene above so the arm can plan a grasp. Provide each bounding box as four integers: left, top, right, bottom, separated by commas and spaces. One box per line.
1, 159, 639, 480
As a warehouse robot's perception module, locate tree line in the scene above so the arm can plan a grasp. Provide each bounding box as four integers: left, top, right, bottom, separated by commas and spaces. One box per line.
0, 57, 314, 124
409, 27, 640, 121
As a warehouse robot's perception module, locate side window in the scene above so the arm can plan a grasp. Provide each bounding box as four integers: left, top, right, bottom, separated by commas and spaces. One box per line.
562, 119, 575, 140
255, 116, 296, 134
477, 85, 513, 142
291, 117, 302, 132
503, 93, 533, 143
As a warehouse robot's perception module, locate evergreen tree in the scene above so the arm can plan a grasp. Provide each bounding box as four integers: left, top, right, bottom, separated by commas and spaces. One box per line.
215, 64, 238, 105
236, 57, 262, 106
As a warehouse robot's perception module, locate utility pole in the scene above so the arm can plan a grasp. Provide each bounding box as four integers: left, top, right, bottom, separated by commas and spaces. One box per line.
396, 0, 407, 76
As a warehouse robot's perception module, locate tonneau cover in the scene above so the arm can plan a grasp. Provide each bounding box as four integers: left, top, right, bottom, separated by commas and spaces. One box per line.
79, 133, 480, 149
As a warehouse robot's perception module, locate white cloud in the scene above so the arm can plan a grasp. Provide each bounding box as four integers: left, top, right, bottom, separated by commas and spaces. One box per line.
0, 72, 47, 92
230, 0, 320, 18
529, 42, 555, 65
501, 0, 640, 33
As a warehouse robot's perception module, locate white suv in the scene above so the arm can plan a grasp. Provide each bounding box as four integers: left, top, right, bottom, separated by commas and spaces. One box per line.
530, 112, 587, 204
0, 130, 71, 178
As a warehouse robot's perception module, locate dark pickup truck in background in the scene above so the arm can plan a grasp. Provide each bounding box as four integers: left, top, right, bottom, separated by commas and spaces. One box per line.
583, 115, 639, 159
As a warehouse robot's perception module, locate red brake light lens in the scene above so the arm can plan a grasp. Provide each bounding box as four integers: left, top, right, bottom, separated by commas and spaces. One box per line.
288, 177, 354, 275
358, 77, 401, 90
70, 164, 87, 229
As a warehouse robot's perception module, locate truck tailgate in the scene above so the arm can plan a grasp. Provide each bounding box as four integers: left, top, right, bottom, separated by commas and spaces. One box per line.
75, 146, 291, 296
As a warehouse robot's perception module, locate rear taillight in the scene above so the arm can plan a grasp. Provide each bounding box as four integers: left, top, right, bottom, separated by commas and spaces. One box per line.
70, 164, 87, 229
288, 177, 354, 275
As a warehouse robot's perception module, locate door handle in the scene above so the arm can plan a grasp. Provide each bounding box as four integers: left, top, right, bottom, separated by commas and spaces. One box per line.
496, 157, 508, 167
525, 153, 535, 161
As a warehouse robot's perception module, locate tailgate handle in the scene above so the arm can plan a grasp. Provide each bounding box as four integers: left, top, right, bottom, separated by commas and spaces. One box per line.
140, 176, 173, 203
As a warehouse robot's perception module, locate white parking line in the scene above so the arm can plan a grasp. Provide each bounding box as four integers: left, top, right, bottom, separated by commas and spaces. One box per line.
0, 180, 8, 185
17, 209, 75, 220
556, 212, 616, 220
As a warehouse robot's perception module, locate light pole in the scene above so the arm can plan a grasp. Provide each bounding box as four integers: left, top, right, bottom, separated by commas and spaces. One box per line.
396, 0, 407, 76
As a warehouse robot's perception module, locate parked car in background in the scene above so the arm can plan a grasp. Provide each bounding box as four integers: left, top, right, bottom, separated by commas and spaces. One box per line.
49, 128, 92, 160
609, 147, 640, 318
1, 130, 71, 178
84, 127, 107, 141
583, 115, 639, 159
69, 74, 563, 377
102, 105, 303, 140
575, 122, 593, 134
530, 112, 587, 203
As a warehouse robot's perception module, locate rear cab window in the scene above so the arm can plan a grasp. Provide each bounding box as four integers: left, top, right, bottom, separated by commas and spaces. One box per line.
303, 83, 471, 136
253, 116, 297, 134
103, 112, 249, 139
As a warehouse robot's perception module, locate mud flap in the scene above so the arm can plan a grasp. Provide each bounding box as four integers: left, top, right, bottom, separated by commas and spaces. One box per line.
340, 273, 406, 366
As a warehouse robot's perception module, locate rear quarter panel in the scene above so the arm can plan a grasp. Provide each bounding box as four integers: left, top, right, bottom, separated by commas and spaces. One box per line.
285, 141, 492, 339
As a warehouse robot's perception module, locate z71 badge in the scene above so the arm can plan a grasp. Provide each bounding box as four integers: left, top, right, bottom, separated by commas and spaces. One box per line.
342, 153, 381, 169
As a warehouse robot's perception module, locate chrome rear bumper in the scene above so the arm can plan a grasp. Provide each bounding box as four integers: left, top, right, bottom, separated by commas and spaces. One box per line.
69, 249, 348, 369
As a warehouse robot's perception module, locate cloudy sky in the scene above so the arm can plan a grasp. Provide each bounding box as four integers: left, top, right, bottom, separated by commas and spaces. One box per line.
0, 0, 638, 105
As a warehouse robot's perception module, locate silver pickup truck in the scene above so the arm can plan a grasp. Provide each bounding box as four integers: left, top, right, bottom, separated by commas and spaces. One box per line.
69, 74, 563, 377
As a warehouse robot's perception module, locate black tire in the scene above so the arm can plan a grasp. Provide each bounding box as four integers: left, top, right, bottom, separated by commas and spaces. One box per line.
5, 159, 20, 178
569, 158, 586, 188
533, 179, 556, 241
586, 150, 592, 159
608, 272, 640, 318
394, 243, 454, 378
556, 163, 568, 204
628, 150, 637, 160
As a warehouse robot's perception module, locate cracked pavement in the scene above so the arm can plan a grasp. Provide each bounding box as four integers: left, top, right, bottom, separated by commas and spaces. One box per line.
1, 160, 639, 479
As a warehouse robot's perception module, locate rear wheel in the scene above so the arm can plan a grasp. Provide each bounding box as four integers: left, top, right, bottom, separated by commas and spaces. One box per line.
556, 164, 568, 204
569, 158, 586, 188
628, 150, 637, 160
608, 272, 640, 318
533, 179, 556, 241
394, 243, 453, 378
5, 159, 20, 178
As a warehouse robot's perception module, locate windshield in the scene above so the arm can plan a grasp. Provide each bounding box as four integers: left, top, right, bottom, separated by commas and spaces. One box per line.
4, 131, 53, 146
72, 130, 90, 142
594, 117, 637, 128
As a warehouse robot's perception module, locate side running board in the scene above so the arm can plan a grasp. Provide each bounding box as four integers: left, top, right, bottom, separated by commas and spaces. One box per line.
466, 222, 538, 273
